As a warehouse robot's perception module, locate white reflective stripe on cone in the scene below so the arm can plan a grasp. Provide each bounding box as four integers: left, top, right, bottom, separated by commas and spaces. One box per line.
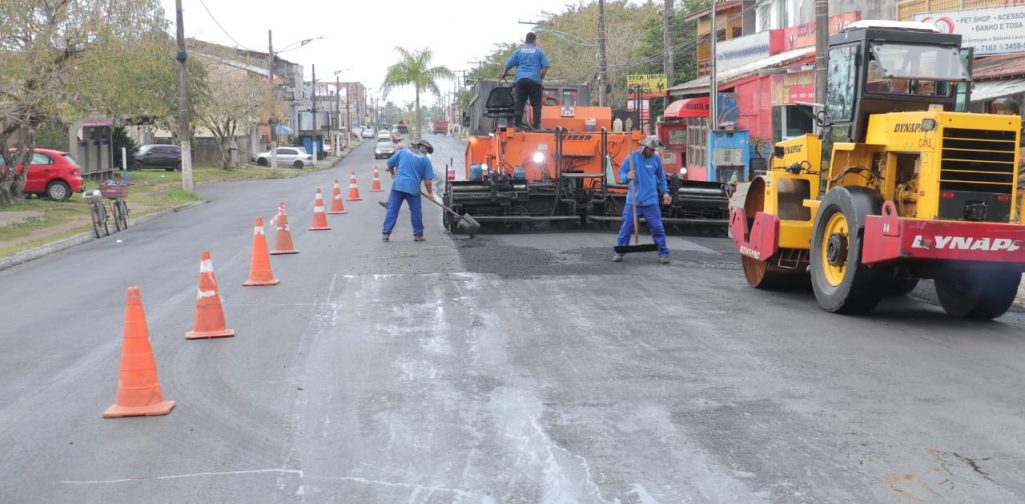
254, 226, 265, 235
314, 205, 325, 212
197, 288, 217, 299
200, 259, 214, 273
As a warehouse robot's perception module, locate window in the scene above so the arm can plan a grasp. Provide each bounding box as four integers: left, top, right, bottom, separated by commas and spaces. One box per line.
826, 45, 857, 122
773, 105, 814, 143
870, 43, 966, 81
686, 117, 708, 168
31, 153, 53, 165
277, 148, 296, 155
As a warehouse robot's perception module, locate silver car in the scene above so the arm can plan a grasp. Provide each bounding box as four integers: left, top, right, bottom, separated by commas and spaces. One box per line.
254, 146, 315, 168
374, 140, 396, 160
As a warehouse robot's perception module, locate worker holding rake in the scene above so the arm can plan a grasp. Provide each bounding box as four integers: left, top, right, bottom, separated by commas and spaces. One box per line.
382, 139, 435, 242
613, 135, 671, 264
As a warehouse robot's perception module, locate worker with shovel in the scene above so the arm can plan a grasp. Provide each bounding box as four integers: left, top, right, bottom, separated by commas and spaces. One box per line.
613, 136, 671, 264
382, 139, 435, 242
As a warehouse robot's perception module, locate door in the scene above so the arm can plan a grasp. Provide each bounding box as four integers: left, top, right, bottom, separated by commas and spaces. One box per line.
277, 148, 298, 163
25, 152, 54, 193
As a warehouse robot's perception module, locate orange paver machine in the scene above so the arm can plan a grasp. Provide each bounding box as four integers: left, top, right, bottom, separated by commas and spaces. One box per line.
443, 79, 729, 232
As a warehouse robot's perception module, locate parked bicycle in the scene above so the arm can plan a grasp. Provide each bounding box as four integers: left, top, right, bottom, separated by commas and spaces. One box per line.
84, 180, 130, 238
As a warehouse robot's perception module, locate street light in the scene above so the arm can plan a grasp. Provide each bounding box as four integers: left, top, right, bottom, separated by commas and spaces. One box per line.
266, 33, 324, 170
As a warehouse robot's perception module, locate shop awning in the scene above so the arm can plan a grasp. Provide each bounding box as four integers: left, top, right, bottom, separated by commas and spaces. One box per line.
664, 98, 710, 119
971, 78, 1025, 102
668, 46, 815, 97
275, 124, 294, 136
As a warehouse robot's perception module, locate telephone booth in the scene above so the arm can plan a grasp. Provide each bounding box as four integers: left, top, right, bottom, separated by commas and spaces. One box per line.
68, 118, 114, 178
658, 97, 709, 178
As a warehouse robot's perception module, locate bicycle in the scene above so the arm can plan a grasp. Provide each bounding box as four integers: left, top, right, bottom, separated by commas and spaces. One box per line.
84, 180, 130, 238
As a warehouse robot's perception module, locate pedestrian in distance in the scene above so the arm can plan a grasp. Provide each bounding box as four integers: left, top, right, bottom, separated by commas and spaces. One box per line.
613, 136, 672, 264
382, 139, 435, 242
502, 32, 550, 130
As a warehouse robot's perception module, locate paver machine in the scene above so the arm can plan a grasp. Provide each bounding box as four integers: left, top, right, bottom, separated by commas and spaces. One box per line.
445, 79, 729, 231
732, 21, 1025, 318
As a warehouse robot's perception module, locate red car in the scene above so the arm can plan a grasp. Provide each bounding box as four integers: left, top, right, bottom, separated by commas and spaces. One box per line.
2, 148, 84, 200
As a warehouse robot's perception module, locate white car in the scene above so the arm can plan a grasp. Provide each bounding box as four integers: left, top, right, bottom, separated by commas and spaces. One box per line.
376, 130, 392, 141
361, 127, 376, 139
254, 146, 315, 168
374, 140, 396, 160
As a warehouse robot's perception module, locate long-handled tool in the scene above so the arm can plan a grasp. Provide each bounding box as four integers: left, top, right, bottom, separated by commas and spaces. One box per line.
614, 139, 659, 254
421, 191, 481, 237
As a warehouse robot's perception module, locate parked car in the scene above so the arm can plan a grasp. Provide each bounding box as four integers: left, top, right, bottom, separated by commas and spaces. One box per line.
2, 148, 84, 201
253, 146, 315, 168
373, 140, 396, 160
132, 144, 182, 171
376, 130, 392, 141
361, 127, 376, 139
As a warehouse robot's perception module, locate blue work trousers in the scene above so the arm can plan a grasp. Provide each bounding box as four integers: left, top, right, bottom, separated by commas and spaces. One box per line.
616, 204, 670, 257
382, 190, 424, 237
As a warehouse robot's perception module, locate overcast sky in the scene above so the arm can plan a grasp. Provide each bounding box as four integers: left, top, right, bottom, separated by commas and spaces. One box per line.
160, 0, 588, 106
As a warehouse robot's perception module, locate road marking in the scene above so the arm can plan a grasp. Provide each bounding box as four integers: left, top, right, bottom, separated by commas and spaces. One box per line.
60, 468, 304, 484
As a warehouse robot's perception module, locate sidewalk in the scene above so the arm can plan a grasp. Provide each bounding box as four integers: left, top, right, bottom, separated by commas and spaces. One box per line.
0, 140, 362, 271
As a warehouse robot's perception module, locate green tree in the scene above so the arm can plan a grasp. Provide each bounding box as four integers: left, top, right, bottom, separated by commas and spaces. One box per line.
0, 0, 181, 206
381, 47, 454, 141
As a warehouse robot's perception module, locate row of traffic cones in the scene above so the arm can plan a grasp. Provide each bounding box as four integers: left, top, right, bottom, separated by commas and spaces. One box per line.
105, 167, 385, 418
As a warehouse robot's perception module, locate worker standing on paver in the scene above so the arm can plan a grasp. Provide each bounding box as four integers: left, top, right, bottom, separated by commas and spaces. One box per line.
502, 32, 550, 130
382, 139, 435, 242
613, 136, 671, 264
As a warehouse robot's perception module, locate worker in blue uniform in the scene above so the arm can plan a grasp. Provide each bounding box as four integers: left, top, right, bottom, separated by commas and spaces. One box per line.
502, 32, 550, 130
382, 139, 435, 242
613, 136, 672, 263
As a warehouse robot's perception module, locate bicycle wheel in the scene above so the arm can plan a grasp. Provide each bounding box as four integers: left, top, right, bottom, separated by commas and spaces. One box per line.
118, 199, 129, 230
91, 203, 109, 238
112, 199, 128, 231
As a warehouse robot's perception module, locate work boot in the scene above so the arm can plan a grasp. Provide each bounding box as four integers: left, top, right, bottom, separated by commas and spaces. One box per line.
658, 256, 671, 265
382, 234, 390, 242
378, 201, 388, 209
611, 254, 624, 262
414, 235, 426, 242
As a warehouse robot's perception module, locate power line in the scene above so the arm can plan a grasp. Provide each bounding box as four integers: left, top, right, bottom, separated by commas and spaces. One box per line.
197, 0, 252, 51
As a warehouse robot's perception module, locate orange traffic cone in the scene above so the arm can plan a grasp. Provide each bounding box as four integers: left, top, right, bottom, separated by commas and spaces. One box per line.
347, 171, 362, 201
186, 251, 235, 339
328, 179, 346, 214
309, 188, 331, 230
243, 216, 280, 286
104, 287, 175, 418
370, 166, 384, 192
270, 202, 298, 255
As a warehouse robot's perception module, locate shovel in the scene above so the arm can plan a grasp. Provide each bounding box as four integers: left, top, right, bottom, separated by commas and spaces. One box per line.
614, 145, 659, 255
421, 191, 481, 237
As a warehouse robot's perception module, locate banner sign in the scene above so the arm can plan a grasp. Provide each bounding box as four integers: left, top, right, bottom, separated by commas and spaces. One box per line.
782, 10, 862, 51
916, 5, 1025, 55
627, 73, 668, 94
770, 71, 815, 106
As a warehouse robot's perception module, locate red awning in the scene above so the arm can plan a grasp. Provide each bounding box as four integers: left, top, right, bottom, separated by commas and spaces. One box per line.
664, 98, 709, 119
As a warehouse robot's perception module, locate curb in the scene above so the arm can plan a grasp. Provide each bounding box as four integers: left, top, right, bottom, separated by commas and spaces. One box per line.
0, 200, 206, 273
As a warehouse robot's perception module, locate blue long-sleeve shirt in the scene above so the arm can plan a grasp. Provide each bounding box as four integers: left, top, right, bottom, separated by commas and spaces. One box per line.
386, 149, 434, 195
619, 151, 668, 206
504, 44, 550, 84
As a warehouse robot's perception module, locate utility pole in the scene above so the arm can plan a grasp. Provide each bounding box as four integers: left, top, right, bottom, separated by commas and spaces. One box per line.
814, 0, 829, 126
335, 74, 340, 156
267, 30, 278, 171
311, 64, 317, 160
709, 0, 718, 132
598, 0, 608, 107
174, 0, 193, 193
663, 0, 674, 86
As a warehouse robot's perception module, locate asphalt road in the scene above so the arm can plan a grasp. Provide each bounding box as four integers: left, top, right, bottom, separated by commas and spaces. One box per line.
2, 134, 1025, 503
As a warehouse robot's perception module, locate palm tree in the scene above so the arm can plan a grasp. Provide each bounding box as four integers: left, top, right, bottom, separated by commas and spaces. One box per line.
381, 47, 454, 141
